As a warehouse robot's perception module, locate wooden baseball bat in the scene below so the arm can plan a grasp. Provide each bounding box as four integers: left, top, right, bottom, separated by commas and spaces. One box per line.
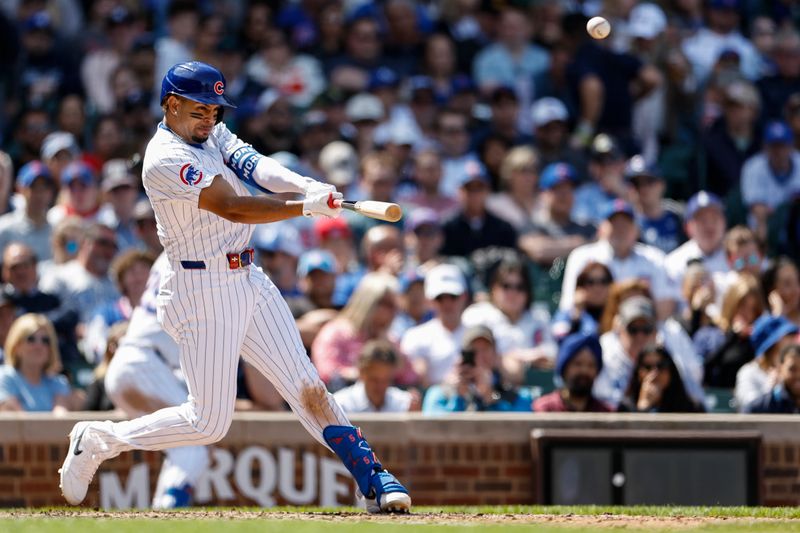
341, 200, 403, 222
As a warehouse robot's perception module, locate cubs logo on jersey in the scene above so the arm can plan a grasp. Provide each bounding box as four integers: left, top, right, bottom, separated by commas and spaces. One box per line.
179, 163, 203, 186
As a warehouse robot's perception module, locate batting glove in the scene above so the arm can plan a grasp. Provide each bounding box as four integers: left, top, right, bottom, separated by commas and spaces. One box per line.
305, 180, 337, 196
303, 190, 343, 218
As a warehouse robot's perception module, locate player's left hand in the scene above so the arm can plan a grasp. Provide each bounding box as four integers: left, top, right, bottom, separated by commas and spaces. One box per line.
302, 190, 343, 218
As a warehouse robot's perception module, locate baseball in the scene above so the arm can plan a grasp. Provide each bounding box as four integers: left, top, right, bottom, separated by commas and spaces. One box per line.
587, 16, 611, 39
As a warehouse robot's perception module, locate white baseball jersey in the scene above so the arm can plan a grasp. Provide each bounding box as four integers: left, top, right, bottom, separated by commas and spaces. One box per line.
142, 123, 255, 266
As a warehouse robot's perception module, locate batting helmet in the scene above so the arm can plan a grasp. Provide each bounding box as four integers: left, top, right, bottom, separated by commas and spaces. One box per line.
160, 61, 237, 109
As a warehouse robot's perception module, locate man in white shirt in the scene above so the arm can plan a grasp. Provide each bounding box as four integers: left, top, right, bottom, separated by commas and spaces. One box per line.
334, 340, 418, 413
401, 263, 468, 387
560, 199, 677, 319
665, 191, 729, 298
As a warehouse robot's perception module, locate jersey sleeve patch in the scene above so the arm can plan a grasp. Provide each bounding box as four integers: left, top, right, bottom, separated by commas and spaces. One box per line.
179, 163, 204, 186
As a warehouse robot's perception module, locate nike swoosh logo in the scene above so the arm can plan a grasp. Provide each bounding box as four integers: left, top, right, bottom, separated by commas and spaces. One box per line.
73, 426, 88, 456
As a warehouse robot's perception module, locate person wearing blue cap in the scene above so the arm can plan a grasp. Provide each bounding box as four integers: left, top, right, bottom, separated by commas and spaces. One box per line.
440, 159, 518, 257
47, 161, 101, 227
741, 120, 800, 242
734, 314, 800, 410
572, 134, 629, 227
533, 333, 611, 412
251, 221, 304, 301
744, 343, 800, 413
0, 161, 56, 261
296, 249, 338, 314
519, 162, 595, 268
625, 155, 684, 255
664, 190, 728, 294
559, 197, 677, 321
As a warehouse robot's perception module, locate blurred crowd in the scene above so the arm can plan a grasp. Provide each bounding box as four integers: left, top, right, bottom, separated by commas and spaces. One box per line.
1, 0, 800, 417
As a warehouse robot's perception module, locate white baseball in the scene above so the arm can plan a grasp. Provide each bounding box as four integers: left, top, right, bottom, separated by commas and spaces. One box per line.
586, 16, 611, 39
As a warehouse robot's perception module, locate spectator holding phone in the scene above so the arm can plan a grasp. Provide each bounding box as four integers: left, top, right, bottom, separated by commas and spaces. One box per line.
422, 325, 533, 413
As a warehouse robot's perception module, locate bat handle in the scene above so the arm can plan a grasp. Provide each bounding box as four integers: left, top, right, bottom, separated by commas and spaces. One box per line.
341, 201, 356, 211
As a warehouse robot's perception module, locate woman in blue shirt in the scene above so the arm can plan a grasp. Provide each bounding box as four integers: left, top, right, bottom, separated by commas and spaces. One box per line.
0, 313, 73, 412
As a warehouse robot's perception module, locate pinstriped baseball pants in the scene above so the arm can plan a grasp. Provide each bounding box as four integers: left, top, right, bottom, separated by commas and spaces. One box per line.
94, 264, 351, 457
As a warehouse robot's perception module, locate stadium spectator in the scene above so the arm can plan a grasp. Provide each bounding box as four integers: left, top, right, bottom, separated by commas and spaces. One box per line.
318, 141, 359, 197
705, 274, 764, 388
347, 152, 402, 242
435, 108, 480, 198
559, 199, 676, 321
485, 146, 542, 231
97, 159, 142, 252
665, 191, 728, 297
315, 217, 362, 308
131, 199, 162, 256
744, 343, 800, 413
81, 320, 128, 412
399, 148, 458, 216
572, 134, 629, 226
551, 262, 613, 342
10, 107, 51, 171
389, 269, 432, 341
40, 131, 80, 187
84, 250, 155, 364
440, 160, 517, 258
401, 263, 467, 387
740, 120, 800, 242
533, 333, 610, 413
0, 160, 56, 261
735, 315, 799, 409
530, 97, 585, 176
713, 225, 763, 298
618, 344, 704, 413
296, 250, 338, 314
701, 80, 761, 197
461, 256, 555, 382
39, 222, 119, 326
252, 222, 303, 301
422, 325, 534, 413
756, 29, 800, 122
151, 1, 197, 114
761, 257, 800, 327
403, 208, 444, 271
680, 260, 724, 357
334, 340, 420, 413
594, 295, 704, 409
312, 272, 415, 391
0, 313, 79, 412
518, 162, 595, 268
326, 15, 385, 93
625, 156, 684, 255
420, 33, 458, 103
47, 161, 101, 226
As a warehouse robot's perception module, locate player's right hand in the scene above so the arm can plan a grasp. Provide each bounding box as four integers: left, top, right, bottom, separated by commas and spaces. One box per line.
302, 190, 343, 218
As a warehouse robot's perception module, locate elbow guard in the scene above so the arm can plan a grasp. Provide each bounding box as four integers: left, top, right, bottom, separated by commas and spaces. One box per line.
226, 146, 270, 193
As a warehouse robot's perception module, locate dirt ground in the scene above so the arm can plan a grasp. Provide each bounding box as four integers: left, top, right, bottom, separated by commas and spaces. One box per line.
0, 509, 793, 528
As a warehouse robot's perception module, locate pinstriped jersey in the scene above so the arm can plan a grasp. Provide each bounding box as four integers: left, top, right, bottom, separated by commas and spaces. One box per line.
142, 122, 255, 264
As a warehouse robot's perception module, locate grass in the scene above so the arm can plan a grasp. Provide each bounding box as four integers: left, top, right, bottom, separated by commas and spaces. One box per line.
3, 506, 800, 533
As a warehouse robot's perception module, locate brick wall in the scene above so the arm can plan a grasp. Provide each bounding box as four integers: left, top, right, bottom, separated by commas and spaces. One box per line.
1, 413, 800, 508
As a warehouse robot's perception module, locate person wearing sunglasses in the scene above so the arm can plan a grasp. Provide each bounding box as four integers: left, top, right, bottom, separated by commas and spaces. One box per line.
0, 313, 79, 413
462, 256, 556, 381
618, 344, 704, 413
552, 261, 613, 342
594, 295, 705, 409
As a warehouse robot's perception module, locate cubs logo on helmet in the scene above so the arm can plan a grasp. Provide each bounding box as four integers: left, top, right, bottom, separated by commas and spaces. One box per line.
179, 163, 203, 186
213, 81, 224, 95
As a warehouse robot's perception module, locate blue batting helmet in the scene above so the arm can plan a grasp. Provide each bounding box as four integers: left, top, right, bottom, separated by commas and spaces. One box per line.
160, 61, 237, 108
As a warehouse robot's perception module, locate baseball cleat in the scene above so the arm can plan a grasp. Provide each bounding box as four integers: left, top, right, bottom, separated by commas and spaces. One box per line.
364, 470, 411, 514
59, 421, 105, 505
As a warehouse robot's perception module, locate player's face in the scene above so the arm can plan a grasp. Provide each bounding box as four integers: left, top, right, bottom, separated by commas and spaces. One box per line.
174, 98, 220, 143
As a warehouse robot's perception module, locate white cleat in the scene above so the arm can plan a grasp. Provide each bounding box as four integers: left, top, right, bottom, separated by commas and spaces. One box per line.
379, 491, 412, 514
59, 421, 104, 505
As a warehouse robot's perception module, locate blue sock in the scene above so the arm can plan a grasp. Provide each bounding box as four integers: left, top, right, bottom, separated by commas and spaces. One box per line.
322, 425, 382, 497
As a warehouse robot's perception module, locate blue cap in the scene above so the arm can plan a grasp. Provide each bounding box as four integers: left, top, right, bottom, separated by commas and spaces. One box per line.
297, 249, 337, 277
408, 75, 434, 94
456, 160, 490, 188
540, 162, 577, 190
764, 120, 794, 144
24, 11, 53, 32
685, 190, 724, 220
17, 161, 53, 188
602, 198, 635, 220
624, 155, 662, 180
556, 333, 603, 378
368, 67, 399, 91
398, 268, 425, 293
750, 315, 799, 358
60, 161, 96, 187
253, 222, 303, 257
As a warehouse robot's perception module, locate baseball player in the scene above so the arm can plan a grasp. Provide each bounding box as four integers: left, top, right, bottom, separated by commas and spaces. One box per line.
103, 252, 208, 508
59, 61, 411, 513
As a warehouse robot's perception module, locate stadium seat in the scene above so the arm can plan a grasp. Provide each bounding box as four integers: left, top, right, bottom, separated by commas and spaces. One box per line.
703, 387, 737, 413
